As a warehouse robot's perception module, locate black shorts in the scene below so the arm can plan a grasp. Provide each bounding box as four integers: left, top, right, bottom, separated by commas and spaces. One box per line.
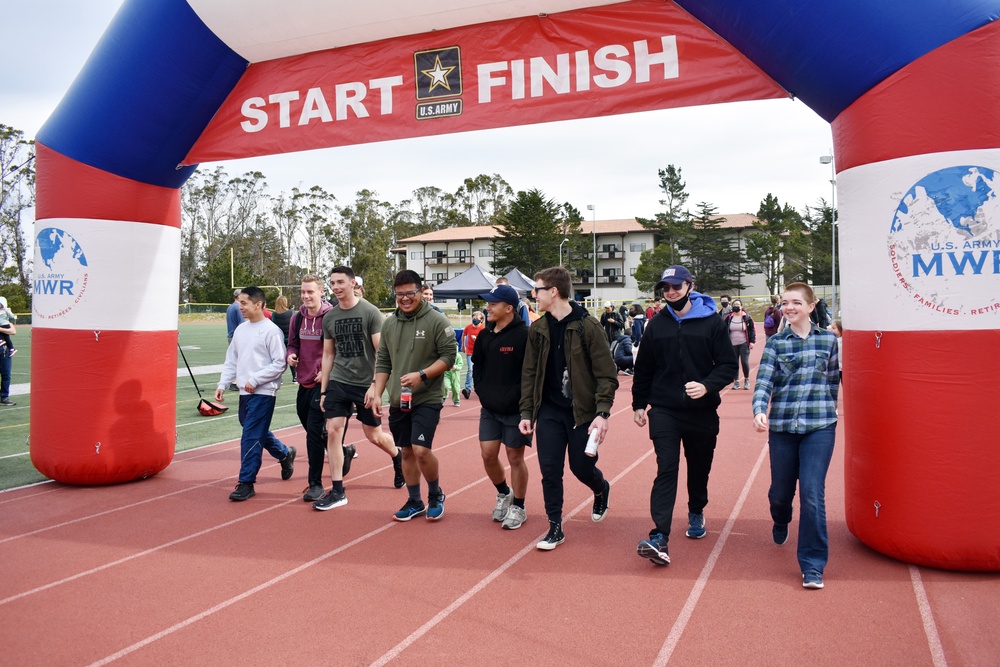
479, 409, 531, 449
323, 380, 380, 427
388, 402, 442, 450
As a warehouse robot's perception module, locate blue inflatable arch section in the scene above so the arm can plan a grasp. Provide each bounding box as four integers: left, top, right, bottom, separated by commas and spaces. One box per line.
34, 0, 1000, 571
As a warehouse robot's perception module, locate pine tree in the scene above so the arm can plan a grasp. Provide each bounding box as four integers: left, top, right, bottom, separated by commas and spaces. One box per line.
493, 189, 562, 276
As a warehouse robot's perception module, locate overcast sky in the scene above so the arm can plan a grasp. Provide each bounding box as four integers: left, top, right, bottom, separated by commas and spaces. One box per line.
5, 1, 836, 221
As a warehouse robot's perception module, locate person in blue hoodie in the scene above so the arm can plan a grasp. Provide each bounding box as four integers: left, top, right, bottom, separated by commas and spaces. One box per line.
631, 266, 738, 566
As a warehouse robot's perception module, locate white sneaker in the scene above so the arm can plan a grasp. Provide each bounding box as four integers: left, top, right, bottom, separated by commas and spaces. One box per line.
732, 381, 740, 390
492, 492, 513, 522
502, 505, 526, 530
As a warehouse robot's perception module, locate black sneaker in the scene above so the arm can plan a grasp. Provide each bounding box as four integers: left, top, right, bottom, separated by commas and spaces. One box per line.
313, 488, 348, 511
342, 445, 356, 476
302, 484, 325, 502
393, 498, 427, 521
461, 388, 471, 400
637, 532, 670, 565
280, 446, 296, 480
0, 399, 15, 406
773, 523, 789, 545
592, 480, 610, 522
392, 451, 405, 489
537, 521, 565, 550
229, 482, 255, 501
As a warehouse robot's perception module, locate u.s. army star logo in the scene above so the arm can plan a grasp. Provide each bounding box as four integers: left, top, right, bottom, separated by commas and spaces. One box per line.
414, 46, 463, 120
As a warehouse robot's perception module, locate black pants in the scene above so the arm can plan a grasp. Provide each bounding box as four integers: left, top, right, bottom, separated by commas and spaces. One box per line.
535, 402, 605, 523
295, 384, 327, 487
647, 406, 719, 542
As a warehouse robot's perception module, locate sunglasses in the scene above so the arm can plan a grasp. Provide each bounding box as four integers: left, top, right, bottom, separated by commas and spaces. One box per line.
662, 282, 686, 292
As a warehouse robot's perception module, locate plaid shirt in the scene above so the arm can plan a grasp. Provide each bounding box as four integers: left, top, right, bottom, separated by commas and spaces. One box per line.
752, 324, 839, 434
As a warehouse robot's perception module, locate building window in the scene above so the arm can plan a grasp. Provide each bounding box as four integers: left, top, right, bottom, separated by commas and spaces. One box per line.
410, 251, 424, 260
630, 267, 637, 276
629, 242, 647, 252
479, 248, 494, 257
432, 272, 446, 282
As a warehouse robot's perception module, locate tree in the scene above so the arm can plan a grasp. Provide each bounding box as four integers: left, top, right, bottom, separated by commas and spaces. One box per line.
557, 203, 589, 282
637, 165, 692, 265
336, 190, 395, 305
802, 199, 835, 286
744, 193, 805, 295
634, 244, 679, 293
493, 189, 563, 276
680, 202, 744, 293
0, 125, 35, 311
453, 174, 513, 226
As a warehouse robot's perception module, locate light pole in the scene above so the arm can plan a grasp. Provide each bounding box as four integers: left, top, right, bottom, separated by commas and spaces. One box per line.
819, 154, 837, 315
559, 237, 568, 267
587, 204, 597, 308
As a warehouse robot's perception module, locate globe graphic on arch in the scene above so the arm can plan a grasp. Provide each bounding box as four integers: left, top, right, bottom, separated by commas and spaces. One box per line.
887, 165, 1000, 314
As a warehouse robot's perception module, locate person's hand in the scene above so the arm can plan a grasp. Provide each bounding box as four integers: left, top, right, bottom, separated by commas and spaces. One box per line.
244, 381, 255, 394
400, 371, 422, 387
749, 342, 755, 350
753, 413, 768, 432
589, 415, 609, 441
633, 408, 647, 427
214, 388, 225, 402
685, 381, 707, 399
287, 353, 299, 367
369, 391, 383, 418
518, 419, 534, 435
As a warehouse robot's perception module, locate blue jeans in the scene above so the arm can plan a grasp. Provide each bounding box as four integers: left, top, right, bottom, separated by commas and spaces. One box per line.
0, 350, 11, 400
464, 353, 474, 391
237, 394, 290, 483
768, 423, 837, 575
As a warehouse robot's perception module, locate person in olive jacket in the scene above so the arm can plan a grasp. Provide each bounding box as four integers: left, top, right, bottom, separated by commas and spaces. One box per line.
472, 284, 531, 531
518, 267, 619, 551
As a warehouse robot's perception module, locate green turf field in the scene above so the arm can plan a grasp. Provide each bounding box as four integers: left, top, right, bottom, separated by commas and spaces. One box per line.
0, 320, 301, 491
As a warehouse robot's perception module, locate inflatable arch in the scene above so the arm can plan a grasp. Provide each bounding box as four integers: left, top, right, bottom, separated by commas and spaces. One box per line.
34, 0, 1000, 570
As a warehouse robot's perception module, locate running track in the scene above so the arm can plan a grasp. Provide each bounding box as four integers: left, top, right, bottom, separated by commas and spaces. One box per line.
2, 344, 998, 666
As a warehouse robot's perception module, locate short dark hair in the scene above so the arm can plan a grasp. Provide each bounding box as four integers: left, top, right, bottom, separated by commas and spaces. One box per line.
534, 267, 572, 299
329, 265, 355, 280
393, 269, 423, 289
240, 286, 266, 305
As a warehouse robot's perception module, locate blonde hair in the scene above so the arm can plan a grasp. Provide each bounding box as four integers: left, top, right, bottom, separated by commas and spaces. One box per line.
274, 294, 289, 314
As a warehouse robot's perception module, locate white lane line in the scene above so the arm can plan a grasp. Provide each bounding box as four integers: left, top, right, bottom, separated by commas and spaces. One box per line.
369, 433, 654, 667
909, 565, 948, 667
653, 442, 769, 667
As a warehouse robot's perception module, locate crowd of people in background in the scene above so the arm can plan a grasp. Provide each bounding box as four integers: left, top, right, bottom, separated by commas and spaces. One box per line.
214, 266, 840, 589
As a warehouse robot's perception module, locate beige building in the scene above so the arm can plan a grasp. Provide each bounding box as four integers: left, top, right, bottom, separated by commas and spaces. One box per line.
394, 215, 768, 304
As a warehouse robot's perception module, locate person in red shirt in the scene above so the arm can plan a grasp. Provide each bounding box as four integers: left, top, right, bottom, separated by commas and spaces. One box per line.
461, 311, 485, 399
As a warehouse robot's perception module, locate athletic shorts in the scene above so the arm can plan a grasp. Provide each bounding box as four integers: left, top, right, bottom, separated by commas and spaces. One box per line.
323, 380, 380, 427
479, 409, 532, 449
388, 402, 442, 450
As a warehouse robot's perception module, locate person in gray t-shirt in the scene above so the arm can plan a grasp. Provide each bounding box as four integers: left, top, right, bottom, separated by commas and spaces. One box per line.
312, 266, 403, 511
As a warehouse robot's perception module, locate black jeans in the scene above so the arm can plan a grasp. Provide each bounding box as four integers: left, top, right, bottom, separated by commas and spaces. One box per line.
295, 384, 327, 487
535, 402, 605, 523
647, 406, 719, 542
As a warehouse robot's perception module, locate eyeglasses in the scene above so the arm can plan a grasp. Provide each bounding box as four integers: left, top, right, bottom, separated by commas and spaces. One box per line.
394, 290, 419, 299
535, 285, 554, 292
662, 283, 686, 292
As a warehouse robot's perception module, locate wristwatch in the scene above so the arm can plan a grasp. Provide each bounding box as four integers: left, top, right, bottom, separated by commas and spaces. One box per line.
418, 369, 428, 381
597, 411, 611, 419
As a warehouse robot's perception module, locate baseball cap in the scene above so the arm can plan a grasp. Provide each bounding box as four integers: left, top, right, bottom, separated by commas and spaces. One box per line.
354, 276, 363, 287
655, 265, 694, 289
480, 284, 519, 307
604, 301, 613, 308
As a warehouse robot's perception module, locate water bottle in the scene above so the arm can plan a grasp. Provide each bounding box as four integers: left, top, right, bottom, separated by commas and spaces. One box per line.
585, 428, 601, 457
400, 385, 412, 412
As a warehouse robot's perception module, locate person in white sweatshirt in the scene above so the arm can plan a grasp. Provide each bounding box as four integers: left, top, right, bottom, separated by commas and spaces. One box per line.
215, 286, 296, 501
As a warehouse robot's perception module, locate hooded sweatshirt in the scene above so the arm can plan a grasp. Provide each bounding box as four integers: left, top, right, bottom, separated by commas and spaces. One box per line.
375, 300, 457, 408
471, 316, 528, 415
631, 291, 738, 412
285, 300, 333, 388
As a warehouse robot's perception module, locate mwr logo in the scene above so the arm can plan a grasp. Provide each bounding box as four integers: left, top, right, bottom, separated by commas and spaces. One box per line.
414, 46, 463, 120
33, 227, 90, 320
887, 165, 1000, 316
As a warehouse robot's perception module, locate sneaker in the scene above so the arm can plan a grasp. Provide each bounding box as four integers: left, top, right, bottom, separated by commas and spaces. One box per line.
802, 571, 824, 589
453, 401, 461, 407
462, 388, 471, 400
492, 492, 513, 522
733, 381, 741, 390
392, 451, 405, 489
427, 491, 446, 521
342, 445, 356, 476
592, 480, 610, 522
502, 505, 527, 530
393, 498, 426, 521
773, 523, 789, 545
537, 522, 565, 550
313, 488, 348, 511
685, 512, 706, 539
280, 446, 296, 480
744, 379, 750, 390
228, 383, 239, 392
637, 533, 670, 565
0, 399, 15, 406
229, 482, 255, 501
302, 484, 325, 502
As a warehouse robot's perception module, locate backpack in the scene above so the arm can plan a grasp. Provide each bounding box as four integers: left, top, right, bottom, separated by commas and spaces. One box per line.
764, 312, 776, 329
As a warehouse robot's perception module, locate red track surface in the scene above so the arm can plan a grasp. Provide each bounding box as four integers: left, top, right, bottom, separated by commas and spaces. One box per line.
2, 344, 998, 666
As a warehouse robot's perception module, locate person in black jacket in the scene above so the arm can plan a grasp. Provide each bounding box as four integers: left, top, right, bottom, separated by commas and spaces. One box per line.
632, 266, 738, 566
473, 285, 531, 530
